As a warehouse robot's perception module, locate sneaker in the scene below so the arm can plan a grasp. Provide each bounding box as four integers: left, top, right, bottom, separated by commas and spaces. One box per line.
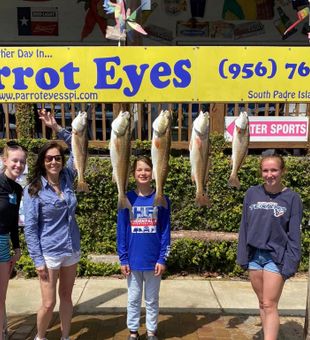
127, 332, 140, 340
34, 336, 48, 340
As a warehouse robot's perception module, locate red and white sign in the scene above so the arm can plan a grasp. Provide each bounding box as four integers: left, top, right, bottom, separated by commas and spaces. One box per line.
225, 116, 309, 142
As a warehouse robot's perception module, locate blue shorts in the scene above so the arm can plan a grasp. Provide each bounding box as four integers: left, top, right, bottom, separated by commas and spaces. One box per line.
0, 234, 11, 263
248, 248, 280, 274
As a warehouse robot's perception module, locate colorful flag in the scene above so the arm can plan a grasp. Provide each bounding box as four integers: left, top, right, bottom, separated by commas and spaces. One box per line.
17, 7, 58, 36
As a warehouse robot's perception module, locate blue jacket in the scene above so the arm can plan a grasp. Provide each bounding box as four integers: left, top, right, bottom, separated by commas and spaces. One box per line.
237, 185, 303, 279
24, 129, 80, 268
117, 190, 171, 271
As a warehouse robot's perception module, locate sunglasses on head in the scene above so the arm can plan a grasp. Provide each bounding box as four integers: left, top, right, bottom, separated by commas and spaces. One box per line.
6, 141, 27, 152
44, 155, 62, 163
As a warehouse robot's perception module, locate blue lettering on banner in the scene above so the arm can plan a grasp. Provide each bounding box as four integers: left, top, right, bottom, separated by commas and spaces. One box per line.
0, 57, 192, 96
93, 56, 191, 96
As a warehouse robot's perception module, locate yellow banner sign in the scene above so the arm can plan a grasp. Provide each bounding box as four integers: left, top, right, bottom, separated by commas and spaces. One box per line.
0, 46, 309, 103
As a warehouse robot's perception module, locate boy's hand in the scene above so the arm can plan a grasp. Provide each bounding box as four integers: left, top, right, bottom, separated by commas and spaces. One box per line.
121, 264, 131, 277
154, 263, 166, 276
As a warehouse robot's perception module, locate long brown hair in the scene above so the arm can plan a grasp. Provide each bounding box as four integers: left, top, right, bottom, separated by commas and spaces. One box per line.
28, 141, 65, 196
1, 142, 27, 171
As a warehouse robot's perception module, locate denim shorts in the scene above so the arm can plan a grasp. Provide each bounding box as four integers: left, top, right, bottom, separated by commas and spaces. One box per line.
43, 251, 80, 270
248, 248, 280, 274
0, 234, 11, 263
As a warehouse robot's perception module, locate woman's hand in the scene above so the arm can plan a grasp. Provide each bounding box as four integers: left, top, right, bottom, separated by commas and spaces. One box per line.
36, 265, 49, 282
38, 109, 61, 132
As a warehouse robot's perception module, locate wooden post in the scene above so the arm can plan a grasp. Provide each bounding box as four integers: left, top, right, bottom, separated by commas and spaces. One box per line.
209, 103, 225, 134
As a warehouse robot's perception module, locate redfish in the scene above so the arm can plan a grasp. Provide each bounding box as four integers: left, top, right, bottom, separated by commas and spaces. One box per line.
71, 111, 89, 193
109, 111, 132, 210
228, 111, 249, 189
189, 111, 211, 207
151, 110, 172, 208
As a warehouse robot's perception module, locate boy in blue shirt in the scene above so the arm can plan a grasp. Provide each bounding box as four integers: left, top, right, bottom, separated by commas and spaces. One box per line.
117, 156, 171, 340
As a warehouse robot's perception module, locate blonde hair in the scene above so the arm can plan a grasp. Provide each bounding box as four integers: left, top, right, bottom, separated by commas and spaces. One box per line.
259, 154, 285, 172
1, 142, 27, 169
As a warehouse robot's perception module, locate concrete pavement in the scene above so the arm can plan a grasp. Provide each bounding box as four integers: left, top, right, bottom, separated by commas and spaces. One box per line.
6, 276, 308, 339
6, 276, 307, 316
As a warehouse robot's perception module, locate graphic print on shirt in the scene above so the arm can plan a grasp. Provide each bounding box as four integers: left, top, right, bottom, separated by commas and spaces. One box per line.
249, 201, 287, 217
131, 205, 157, 234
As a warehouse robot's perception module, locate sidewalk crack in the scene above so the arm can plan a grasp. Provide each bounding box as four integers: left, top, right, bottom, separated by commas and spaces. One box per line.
210, 281, 224, 313
74, 278, 89, 309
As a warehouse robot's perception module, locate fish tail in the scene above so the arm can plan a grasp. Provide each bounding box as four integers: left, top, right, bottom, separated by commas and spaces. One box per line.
153, 194, 168, 209
195, 193, 211, 208
228, 175, 240, 189
118, 195, 133, 216
77, 181, 90, 193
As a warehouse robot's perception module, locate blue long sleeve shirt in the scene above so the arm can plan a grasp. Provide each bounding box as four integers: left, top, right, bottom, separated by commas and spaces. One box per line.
23, 129, 80, 268
237, 185, 303, 279
117, 190, 171, 271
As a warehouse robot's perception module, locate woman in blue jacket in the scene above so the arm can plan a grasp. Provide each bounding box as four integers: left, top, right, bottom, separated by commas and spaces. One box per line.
237, 153, 302, 340
117, 156, 171, 340
24, 110, 80, 340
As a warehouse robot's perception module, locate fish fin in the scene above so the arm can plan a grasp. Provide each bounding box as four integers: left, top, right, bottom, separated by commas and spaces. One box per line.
153, 194, 168, 209
195, 136, 202, 149
228, 175, 240, 189
118, 196, 133, 217
115, 139, 121, 153
154, 137, 161, 149
77, 181, 90, 193
195, 193, 211, 208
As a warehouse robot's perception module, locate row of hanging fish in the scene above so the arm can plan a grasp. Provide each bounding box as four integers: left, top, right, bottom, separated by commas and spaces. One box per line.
109, 109, 249, 210
189, 110, 249, 207
62, 107, 249, 202
109, 110, 172, 211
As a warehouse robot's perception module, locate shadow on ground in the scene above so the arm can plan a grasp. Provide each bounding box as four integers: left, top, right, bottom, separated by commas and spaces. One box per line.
8, 313, 305, 339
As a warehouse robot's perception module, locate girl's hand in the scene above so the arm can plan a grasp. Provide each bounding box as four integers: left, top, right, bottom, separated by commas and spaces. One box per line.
154, 263, 166, 276
38, 109, 60, 132
121, 264, 131, 277
36, 265, 49, 282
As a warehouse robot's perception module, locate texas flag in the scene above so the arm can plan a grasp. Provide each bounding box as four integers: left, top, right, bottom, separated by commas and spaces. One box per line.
17, 7, 58, 36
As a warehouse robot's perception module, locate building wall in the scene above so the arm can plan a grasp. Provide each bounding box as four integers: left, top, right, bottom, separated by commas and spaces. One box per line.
0, 0, 308, 46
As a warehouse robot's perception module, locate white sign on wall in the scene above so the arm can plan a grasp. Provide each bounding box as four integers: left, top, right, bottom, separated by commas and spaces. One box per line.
225, 116, 309, 142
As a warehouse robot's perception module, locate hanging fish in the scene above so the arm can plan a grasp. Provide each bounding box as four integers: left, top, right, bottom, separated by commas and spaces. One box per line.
109, 111, 132, 210
151, 110, 172, 208
189, 111, 211, 207
228, 111, 249, 189
71, 111, 90, 193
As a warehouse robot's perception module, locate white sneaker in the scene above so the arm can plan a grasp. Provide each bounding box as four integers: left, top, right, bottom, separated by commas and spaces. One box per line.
34, 336, 48, 340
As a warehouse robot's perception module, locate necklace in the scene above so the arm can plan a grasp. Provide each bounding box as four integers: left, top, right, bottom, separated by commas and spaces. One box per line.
47, 179, 60, 186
